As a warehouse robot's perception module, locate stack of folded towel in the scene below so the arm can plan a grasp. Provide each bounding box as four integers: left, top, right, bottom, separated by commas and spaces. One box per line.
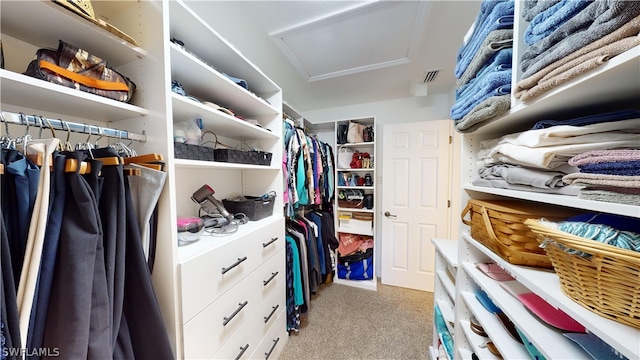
563, 149, 640, 205
452, 0, 514, 133
474, 110, 640, 196
516, 0, 640, 102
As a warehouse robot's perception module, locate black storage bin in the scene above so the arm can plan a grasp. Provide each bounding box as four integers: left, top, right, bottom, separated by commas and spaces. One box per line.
222, 194, 275, 221
174, 142, 215, 161
213, 148, 272, 166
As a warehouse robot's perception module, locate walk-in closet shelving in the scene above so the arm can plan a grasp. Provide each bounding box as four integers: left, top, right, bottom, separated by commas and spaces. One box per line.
333, 117, 377, 291
3, 0, 287, 358
430, 239, 458, 360
164, 1, 287, 358
446, 1, 640, 359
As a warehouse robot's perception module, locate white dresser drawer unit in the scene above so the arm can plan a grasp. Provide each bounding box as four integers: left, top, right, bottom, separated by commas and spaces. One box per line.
213, 271, 286, 360
179, 220, 284, 324
251, 310, 287, 360
182, 248, 285, 359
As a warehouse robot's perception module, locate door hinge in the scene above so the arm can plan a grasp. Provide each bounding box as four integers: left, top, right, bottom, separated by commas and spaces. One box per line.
448, 136, 452, 144
447, 200, 451, 208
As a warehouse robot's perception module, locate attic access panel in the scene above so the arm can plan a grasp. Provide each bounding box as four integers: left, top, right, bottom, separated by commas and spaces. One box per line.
271, 1, 428, 82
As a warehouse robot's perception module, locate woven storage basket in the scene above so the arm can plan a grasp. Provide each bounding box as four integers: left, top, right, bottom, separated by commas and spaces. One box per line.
525, 219, 640, 329
461, 199, 577, 268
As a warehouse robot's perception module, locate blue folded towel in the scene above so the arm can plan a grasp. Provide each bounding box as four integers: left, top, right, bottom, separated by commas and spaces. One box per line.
524, 0, 594, 45
457, 47, 513, 97
566, 212, 640, 233
580, 160, 640, 176
522, 0, 563, 22
455, 0, 514, 78
451, 69, 512, 120
530, 109, 640, 129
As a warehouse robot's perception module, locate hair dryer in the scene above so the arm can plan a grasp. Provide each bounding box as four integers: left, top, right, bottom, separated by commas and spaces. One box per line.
191, 185, 233, 222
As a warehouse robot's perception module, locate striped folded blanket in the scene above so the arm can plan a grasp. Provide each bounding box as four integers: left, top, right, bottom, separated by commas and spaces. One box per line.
579, 187, 640, 206
569, 149, 640, 166
578, 160, 640, 176
562, 172, 640, 188
557, 221, 640, 256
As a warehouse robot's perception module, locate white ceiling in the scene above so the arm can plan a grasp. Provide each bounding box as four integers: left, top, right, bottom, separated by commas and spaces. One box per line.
186, 1, 481, 113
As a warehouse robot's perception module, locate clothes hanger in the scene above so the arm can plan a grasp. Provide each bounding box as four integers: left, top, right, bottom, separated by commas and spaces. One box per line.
17, 115, 90, 174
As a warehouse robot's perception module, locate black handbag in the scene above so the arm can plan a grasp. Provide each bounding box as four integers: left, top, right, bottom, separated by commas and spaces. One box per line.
337, 124, 348, 144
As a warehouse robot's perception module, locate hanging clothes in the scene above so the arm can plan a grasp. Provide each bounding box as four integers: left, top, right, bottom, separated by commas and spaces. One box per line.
26, 152, 67, 359
17, 138, 60, 351
1, 208, 21, 360
42, 150, 112, 359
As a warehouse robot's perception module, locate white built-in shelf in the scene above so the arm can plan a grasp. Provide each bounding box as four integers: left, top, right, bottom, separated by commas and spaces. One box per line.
0, 69, 148, 121
432, 238, 459, 268
463, 233, 640, 360
1, 0, 145, 66
171, 95, 279, 140
170, 44, 279, 119
464, 184, 640, 218
174, 159, 279, 171
177, 216, 283, 263
460, 292, 531, 360
168, 0, 280, 101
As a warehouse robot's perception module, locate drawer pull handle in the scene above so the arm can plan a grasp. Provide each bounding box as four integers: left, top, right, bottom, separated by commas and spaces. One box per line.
263, 237, 278, 248
264, 337, 280, 360
234, 344, 249, 360
222, 256, 247, 274
223, 301, 248, 326
263, 271, 279, 286
264, 304, 279, 323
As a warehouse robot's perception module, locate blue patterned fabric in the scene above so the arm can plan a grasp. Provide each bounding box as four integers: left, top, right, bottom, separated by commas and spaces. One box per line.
558, 221, 640, 257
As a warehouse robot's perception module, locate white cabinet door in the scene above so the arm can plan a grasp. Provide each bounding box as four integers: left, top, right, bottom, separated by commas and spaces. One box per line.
380, 120, 452, 291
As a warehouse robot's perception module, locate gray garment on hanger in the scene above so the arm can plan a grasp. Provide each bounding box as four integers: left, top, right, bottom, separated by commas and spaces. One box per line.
126, 164, 166, 262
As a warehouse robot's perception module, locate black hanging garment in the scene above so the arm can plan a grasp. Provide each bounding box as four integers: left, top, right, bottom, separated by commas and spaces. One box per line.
1, 209, 21, 360
113, 174, 173, 359
42, 151, 112, 359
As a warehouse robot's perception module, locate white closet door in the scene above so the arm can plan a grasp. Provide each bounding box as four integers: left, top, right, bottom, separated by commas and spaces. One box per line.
380, 120, 452, 291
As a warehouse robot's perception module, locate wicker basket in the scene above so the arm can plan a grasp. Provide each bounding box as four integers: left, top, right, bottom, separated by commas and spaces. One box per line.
461, 199, 577, 268
525, 218, 640, 329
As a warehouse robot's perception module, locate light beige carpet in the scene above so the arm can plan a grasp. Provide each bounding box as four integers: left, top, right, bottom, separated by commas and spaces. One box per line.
278, 280, 434, 360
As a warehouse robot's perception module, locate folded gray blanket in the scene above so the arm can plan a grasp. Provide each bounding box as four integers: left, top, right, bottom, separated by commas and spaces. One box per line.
454, 94, 511, 133
516, 13, 640, 98
478, 163, 570, 189
457, 29, 513, 87
579, 187, 640, 205
472, 177, 582, 195
521, 0, 640, 78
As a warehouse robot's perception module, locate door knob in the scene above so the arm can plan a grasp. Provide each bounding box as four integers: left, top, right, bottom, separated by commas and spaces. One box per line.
384, 211, 397, 218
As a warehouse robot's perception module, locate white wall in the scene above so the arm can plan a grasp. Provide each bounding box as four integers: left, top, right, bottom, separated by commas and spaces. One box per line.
302, 93, 451, 126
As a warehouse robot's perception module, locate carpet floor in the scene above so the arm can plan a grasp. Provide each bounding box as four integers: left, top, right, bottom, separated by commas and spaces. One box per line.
278, 280, 434, 360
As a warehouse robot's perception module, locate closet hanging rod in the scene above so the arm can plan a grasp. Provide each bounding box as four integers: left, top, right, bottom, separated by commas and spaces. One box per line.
0, 111, 146, 143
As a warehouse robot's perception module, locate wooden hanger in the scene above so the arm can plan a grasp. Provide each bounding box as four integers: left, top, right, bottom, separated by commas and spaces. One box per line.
123, 153, 165, 171
26, 153, 101, 175
123, 153, 164, 165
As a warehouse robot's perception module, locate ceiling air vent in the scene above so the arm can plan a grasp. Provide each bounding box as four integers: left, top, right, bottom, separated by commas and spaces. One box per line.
422, 69, 440, 83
